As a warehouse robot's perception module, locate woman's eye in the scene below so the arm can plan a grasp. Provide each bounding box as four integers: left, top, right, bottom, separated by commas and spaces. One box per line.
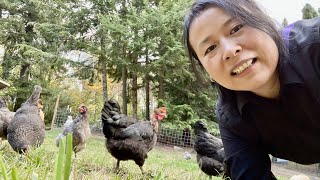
230, 24, 243, 35
204, 45, 216, 56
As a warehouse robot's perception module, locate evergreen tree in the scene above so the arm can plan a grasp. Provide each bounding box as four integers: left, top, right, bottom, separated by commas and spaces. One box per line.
0, 0, 74, 110
302, 3, 318, 19
282, 18, 288, 27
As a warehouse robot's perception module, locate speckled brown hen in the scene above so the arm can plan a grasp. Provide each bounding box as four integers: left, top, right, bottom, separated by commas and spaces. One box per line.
7, 85, 45, 153
56, 105, 91, 156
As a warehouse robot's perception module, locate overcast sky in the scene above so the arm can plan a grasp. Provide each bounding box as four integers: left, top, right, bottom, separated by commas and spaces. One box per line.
257, 0, 320, 24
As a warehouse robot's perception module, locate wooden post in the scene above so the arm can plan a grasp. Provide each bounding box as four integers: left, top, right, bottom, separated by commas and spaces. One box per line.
51, 94, 60, 129
0, 79, 10, 90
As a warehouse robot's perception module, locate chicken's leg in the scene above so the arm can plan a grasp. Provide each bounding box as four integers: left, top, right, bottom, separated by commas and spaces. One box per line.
139, 166, 144, 175
114, 160, 120, 173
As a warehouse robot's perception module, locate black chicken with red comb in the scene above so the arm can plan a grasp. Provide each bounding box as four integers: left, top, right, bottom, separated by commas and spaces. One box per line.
101, 99, 157, 174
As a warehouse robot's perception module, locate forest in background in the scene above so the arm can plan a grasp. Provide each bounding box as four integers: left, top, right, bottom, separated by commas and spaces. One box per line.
0, 0, 318, 133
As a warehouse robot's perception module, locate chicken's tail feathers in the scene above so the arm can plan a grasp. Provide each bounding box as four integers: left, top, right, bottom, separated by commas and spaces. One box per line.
101, 100, 112, 120
55, 133, 64, 147
101, 100, 120, 125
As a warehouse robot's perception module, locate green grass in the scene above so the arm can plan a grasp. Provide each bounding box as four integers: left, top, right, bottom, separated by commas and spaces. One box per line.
0, 129, 223, 179
0, 129, 288, 180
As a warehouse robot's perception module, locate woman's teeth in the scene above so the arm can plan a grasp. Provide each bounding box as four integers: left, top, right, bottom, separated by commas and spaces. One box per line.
232, 59, 254, 75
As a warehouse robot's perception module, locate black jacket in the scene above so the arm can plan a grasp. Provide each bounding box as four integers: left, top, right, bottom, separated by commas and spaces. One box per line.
216, 17, 320, 180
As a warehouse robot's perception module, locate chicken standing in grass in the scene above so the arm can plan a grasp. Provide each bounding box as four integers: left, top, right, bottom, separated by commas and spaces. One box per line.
56, 105, 91, 157
0, 111, 10, 142
55, 115, 72, 147
0, 97, 15, 142
101, 99, 157, 174
7, 85, 45, 153
193, 120, 228, 179
0, 97, 15, 121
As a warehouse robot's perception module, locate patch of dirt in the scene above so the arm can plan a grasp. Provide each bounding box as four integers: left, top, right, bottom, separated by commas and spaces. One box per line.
272, 163, 320, 179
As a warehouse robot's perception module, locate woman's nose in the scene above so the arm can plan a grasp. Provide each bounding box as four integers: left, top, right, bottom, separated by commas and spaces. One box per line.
221, 39, 241, 61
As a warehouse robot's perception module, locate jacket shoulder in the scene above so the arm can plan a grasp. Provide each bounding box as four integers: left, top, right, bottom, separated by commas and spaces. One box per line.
284, 17, 320, 53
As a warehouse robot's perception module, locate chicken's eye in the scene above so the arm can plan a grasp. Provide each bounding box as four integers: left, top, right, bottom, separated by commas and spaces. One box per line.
230, 24, 243, 35
204, 45, 216, 56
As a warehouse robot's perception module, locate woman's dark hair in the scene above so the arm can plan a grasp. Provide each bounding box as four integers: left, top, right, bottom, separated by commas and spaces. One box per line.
183, 0, 287, 90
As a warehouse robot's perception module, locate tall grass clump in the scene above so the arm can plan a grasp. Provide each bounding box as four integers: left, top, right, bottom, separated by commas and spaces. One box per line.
0, 133, 73, 180
54, 133, 73, 180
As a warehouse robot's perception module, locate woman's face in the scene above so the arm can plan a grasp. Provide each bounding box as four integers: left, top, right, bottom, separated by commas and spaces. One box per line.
189, 7, 279, 94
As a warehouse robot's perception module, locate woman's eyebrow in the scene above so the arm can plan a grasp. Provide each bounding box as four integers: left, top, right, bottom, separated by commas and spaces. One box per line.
223, 17, 234, 27
198, 17, 234, 49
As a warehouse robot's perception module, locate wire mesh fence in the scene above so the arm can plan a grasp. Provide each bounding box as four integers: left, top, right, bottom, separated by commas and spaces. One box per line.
157, 127, 194, 148
89, 121, 197, 148
52, 108, 70, 128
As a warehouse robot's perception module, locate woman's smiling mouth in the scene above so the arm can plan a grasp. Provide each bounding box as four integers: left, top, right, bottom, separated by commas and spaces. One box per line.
231, 58, 257, 76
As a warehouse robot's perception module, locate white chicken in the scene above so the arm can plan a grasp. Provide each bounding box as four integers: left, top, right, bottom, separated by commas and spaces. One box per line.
55, 115, 73, 146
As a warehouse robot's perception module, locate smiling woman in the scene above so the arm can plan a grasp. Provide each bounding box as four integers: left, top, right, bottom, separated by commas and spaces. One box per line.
183, 0, 320, 179
188, 7, 279, 98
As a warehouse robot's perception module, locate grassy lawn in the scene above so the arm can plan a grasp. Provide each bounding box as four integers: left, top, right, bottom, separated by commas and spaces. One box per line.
0, 129, 290, 180
0, 129, 224, 180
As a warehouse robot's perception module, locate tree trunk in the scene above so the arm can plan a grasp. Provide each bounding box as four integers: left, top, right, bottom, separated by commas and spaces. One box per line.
100, 28, 108, 102
47, 69, 52, 83
102, 60, 107, 102
19, 13, 34, 82
145, 74, 150, 120
158, 71, 164, 100
122, 66, 127, 115
2, 50, 11, 80
145, 47, 150, 120
20, 64, 30, 81
132, 74, 138, 119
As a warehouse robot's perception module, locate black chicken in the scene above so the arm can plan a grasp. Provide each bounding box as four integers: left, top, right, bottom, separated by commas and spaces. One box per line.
193, 120, 228, 179
101, 99, 157, 174
7, 85, 45, 153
